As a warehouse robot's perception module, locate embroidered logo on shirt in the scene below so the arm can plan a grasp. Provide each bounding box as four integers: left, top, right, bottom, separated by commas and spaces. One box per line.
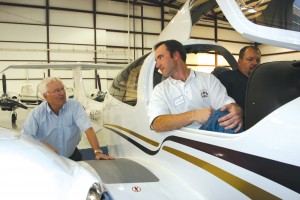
173, 95, 185, 107
200, 89, 208, 98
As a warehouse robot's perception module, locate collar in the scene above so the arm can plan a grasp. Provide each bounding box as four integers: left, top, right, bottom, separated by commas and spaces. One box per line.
237, 69, 249, 78
46, 102, 65, 114
46, 103, 52, 114
168, 69, 196, 84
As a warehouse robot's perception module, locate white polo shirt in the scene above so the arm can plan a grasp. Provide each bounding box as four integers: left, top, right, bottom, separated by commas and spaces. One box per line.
147, 70, 235, 129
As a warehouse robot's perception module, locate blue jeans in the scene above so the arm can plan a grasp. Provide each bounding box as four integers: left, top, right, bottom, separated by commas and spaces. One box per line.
199, 109, 243, 133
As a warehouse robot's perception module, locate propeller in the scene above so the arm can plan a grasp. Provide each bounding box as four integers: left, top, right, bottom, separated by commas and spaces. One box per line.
96, 74, 102, 92
92, 74, 105, 102
2, 73, 7, 97
0, 73, 28, 110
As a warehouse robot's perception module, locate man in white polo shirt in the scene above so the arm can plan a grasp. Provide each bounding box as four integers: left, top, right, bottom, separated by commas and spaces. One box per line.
147, 40, 243, 133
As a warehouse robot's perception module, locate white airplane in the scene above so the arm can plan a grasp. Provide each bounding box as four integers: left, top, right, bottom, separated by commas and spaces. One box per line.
78, 0, 300, 199
0, 73, 28, 123
18, 82, 44, 105
0, 63, 123, 128
0, 128, 110, 200
1, 0, 299, 199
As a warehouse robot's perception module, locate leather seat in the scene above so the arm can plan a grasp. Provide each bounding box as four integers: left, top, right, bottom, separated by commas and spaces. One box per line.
244, 60, 300, 129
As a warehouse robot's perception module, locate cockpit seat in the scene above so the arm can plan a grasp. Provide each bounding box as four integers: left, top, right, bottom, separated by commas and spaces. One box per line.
244, 60, 300, 129
211, 66, 231, 77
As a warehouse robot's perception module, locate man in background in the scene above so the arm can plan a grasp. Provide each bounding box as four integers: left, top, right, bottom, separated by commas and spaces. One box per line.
21, 77, 114, 161
217, 46, 261, 111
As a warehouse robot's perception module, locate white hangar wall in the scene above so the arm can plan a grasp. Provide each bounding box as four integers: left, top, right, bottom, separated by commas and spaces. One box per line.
0, 0, 161, 94
0, 0, 298, 94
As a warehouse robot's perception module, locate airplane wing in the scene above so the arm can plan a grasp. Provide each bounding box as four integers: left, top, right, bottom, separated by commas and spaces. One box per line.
0, 63, 124, 125
0, 63, 124, 73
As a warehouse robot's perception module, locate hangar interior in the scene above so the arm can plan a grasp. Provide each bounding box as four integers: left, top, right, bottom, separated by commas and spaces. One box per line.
0, 0, 299, 94
1, 1, 300, 199
0, 0, 299, 148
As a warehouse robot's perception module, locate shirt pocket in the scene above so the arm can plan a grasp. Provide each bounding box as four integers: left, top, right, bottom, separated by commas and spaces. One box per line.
63, 115, 74, 127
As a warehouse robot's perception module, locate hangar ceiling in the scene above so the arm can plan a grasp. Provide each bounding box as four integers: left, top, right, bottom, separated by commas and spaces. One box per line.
124, 0, 300, 40
121, 0, 272, 24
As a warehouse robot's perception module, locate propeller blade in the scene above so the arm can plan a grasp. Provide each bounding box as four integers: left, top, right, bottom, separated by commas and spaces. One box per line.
96, 74, 102, 92
2, 73, 6, 95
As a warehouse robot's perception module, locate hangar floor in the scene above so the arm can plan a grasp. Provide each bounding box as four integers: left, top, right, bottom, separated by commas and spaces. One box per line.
0, 106, 105, 160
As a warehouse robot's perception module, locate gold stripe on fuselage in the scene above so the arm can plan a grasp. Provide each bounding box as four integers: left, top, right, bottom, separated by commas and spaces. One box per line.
163, 146, 280, 200
103, 124, 280, 199
104, 124, 159, 147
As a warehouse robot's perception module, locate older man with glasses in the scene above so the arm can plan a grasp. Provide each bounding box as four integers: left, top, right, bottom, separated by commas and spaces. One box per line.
21, 77, 114, 161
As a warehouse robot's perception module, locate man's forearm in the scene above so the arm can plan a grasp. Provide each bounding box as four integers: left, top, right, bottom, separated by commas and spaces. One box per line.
85, 127, 100, 151
152, 111, 195, 132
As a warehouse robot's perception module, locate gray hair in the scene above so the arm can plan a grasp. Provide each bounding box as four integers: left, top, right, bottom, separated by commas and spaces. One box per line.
38, 77, 62, 94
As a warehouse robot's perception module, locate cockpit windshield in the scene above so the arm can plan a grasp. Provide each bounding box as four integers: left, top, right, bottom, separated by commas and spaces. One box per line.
236, 0, 300, 32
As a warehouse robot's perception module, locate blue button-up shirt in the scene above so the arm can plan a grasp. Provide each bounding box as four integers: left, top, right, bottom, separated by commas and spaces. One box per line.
21, 99, 91, 157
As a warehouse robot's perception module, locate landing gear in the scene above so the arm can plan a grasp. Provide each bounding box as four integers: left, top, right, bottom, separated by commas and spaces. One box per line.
11, 111, 17, 123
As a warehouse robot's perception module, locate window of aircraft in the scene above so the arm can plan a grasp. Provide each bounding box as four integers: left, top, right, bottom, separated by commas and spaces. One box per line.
186, 52, 231, 73
237, 0, 300, 32
185, 44, 237, 73
109, 53, 149, 106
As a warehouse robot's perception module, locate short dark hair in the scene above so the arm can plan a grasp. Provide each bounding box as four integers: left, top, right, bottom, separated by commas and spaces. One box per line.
154, 40, 187, 62
239, 46, 261, 59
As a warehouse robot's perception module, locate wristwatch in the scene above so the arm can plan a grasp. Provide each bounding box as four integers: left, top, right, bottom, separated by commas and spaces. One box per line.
94, 149, 103, 154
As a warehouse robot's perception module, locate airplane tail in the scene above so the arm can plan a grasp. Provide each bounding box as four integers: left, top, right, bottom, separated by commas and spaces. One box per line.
72, 67, 90, 106
72, 67, 103, 125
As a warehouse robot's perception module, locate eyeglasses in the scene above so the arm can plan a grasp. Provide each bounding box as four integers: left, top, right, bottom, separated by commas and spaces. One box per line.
47, 87, 66, 95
